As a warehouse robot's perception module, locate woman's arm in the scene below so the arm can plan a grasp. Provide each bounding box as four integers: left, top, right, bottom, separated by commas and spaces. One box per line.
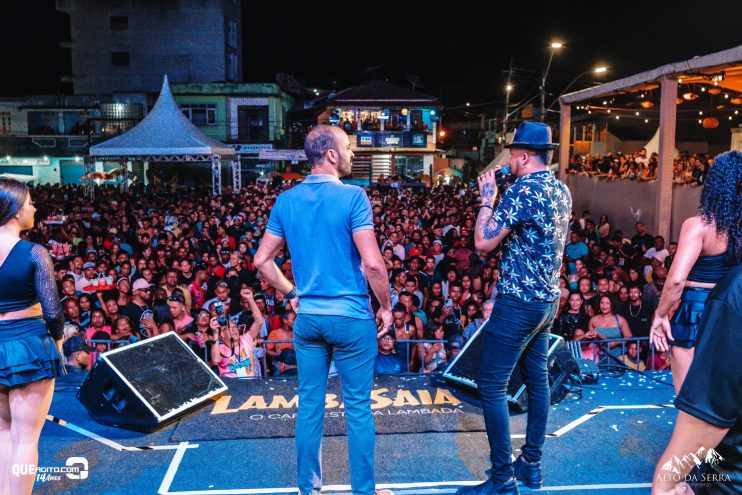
656, 218, 706, 317
423, 344, 437, 366
210, 342, 222, 368
608, 315, 633, 349
619, 315, 633, 339
588, 317, 597, 333
96, 291, 111, 318
244, 296, 264, 342
31, 245, 65, 346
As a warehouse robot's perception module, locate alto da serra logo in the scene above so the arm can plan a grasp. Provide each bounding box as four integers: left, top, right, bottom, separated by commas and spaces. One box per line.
661, 447, 724, 474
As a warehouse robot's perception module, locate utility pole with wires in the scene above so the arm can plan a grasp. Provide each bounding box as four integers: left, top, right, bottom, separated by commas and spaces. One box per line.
503, 58, 513, 139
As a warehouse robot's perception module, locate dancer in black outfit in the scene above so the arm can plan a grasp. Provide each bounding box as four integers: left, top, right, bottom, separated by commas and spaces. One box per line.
0, 178, 65, 494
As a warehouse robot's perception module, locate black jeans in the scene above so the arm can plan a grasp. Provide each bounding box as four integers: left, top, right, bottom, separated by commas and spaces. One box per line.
477, 294, 559, 483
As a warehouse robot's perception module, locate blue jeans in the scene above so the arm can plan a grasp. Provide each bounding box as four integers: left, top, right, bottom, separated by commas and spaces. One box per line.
477, 294, 559, 483
293, 313, 378, 495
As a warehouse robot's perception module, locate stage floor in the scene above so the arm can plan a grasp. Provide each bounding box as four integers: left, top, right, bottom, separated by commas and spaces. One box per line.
36, 369, 676, 495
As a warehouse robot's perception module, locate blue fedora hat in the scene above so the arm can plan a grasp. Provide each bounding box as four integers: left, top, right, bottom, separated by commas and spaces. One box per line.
505, 121, 558, 150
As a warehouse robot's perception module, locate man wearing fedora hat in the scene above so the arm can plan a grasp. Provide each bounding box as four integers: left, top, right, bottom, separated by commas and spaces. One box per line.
459, 121, 572, 495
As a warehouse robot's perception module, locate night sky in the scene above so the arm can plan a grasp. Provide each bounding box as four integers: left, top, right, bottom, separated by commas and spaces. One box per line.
2, 0, 741, 109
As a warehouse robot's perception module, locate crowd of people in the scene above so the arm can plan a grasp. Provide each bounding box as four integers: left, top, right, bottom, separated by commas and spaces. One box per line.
567, 148, 712, 186
19, 178, 674, 378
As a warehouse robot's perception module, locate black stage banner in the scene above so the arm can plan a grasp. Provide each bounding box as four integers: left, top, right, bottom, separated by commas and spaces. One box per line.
170, 374, 486, 441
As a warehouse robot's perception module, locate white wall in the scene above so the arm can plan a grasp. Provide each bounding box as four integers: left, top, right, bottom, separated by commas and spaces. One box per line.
567, 175, 702, 242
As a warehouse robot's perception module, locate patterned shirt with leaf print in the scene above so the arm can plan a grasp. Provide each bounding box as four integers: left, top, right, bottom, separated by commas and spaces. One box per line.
493, 170, 572, 302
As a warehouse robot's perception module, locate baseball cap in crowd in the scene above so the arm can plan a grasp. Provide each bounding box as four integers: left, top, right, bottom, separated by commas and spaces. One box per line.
83, 262, 96, 270
63, 336, 95, 357
432, 239, 443, 246
116, 277, 129, 286
132, 278, 154, 291
220, 248, 232, 255
168, 292, 186, 304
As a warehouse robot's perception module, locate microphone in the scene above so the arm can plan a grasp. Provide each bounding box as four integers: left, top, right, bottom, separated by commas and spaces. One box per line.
495, 165, 512, 187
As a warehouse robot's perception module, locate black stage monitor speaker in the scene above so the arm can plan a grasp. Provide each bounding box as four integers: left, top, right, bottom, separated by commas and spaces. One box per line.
77, 333, 228, 432
443, 323, 580, 413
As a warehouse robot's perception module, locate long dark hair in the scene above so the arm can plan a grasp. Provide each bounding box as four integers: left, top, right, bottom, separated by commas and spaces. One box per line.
700, 150, 742, 262
0, 178, 29, 227
152, 301, 175, 330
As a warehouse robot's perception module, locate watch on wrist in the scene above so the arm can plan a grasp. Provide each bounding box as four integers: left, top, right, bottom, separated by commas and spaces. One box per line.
284, 286, 297, 299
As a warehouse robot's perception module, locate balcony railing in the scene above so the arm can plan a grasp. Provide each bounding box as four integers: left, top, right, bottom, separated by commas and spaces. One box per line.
353, 130, 431, 149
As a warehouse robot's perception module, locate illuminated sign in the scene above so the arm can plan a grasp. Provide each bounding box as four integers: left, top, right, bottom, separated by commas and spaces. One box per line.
411, 133, 427, 147
358, 134, 373, 146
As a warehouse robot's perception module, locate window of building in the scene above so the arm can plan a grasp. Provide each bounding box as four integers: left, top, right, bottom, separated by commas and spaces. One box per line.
226, 19, 238, 49
227, 52, 238, 82
111, 52, 130, 66
181, 104, 217, 126
110, 16, 129, 30
395, 156, 425, 178
237, 106, 269, 142
0, 112, 11, 135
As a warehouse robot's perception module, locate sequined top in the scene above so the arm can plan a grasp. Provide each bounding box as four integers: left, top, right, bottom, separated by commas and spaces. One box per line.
0, 240, 64, 338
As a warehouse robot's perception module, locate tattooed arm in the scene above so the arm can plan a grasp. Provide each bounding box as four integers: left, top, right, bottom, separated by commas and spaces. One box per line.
475, 170, 511, 253
474, 208, 511, 253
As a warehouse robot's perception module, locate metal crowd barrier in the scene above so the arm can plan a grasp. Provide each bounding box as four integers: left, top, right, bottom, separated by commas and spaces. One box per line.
83, 335, 664, 376
568, 336, 662, 370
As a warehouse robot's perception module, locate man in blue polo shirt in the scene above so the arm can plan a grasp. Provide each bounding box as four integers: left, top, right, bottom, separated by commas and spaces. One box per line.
254, 124, 393, 495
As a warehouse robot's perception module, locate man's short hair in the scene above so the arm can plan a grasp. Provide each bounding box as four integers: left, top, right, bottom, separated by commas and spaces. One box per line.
626, 283, 643, 293
533, 149, 554, 166
304, 126, 338, 166
448, 281, 463, 291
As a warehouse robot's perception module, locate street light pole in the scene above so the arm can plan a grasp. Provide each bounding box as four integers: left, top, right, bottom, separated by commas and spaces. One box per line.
547, 66, 608, 112
540, 42, 562, 122
503, 58, 513, 138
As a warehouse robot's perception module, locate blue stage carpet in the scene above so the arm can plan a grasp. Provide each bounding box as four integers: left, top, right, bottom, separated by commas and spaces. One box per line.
36, 370, 676, 494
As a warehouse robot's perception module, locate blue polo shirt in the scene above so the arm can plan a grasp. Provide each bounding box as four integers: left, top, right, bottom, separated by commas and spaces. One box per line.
265, 174, 374, 319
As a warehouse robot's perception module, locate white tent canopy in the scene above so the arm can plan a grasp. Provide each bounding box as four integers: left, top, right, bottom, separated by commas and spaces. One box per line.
0, 173, 37, 183
642, 127, 678, 158
88, 76, 238, 196
483, 148, 510, 173
89, 76, 235, 157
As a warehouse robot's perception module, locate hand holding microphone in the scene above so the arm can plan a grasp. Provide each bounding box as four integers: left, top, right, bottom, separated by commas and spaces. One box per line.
478, 171, 499, 208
